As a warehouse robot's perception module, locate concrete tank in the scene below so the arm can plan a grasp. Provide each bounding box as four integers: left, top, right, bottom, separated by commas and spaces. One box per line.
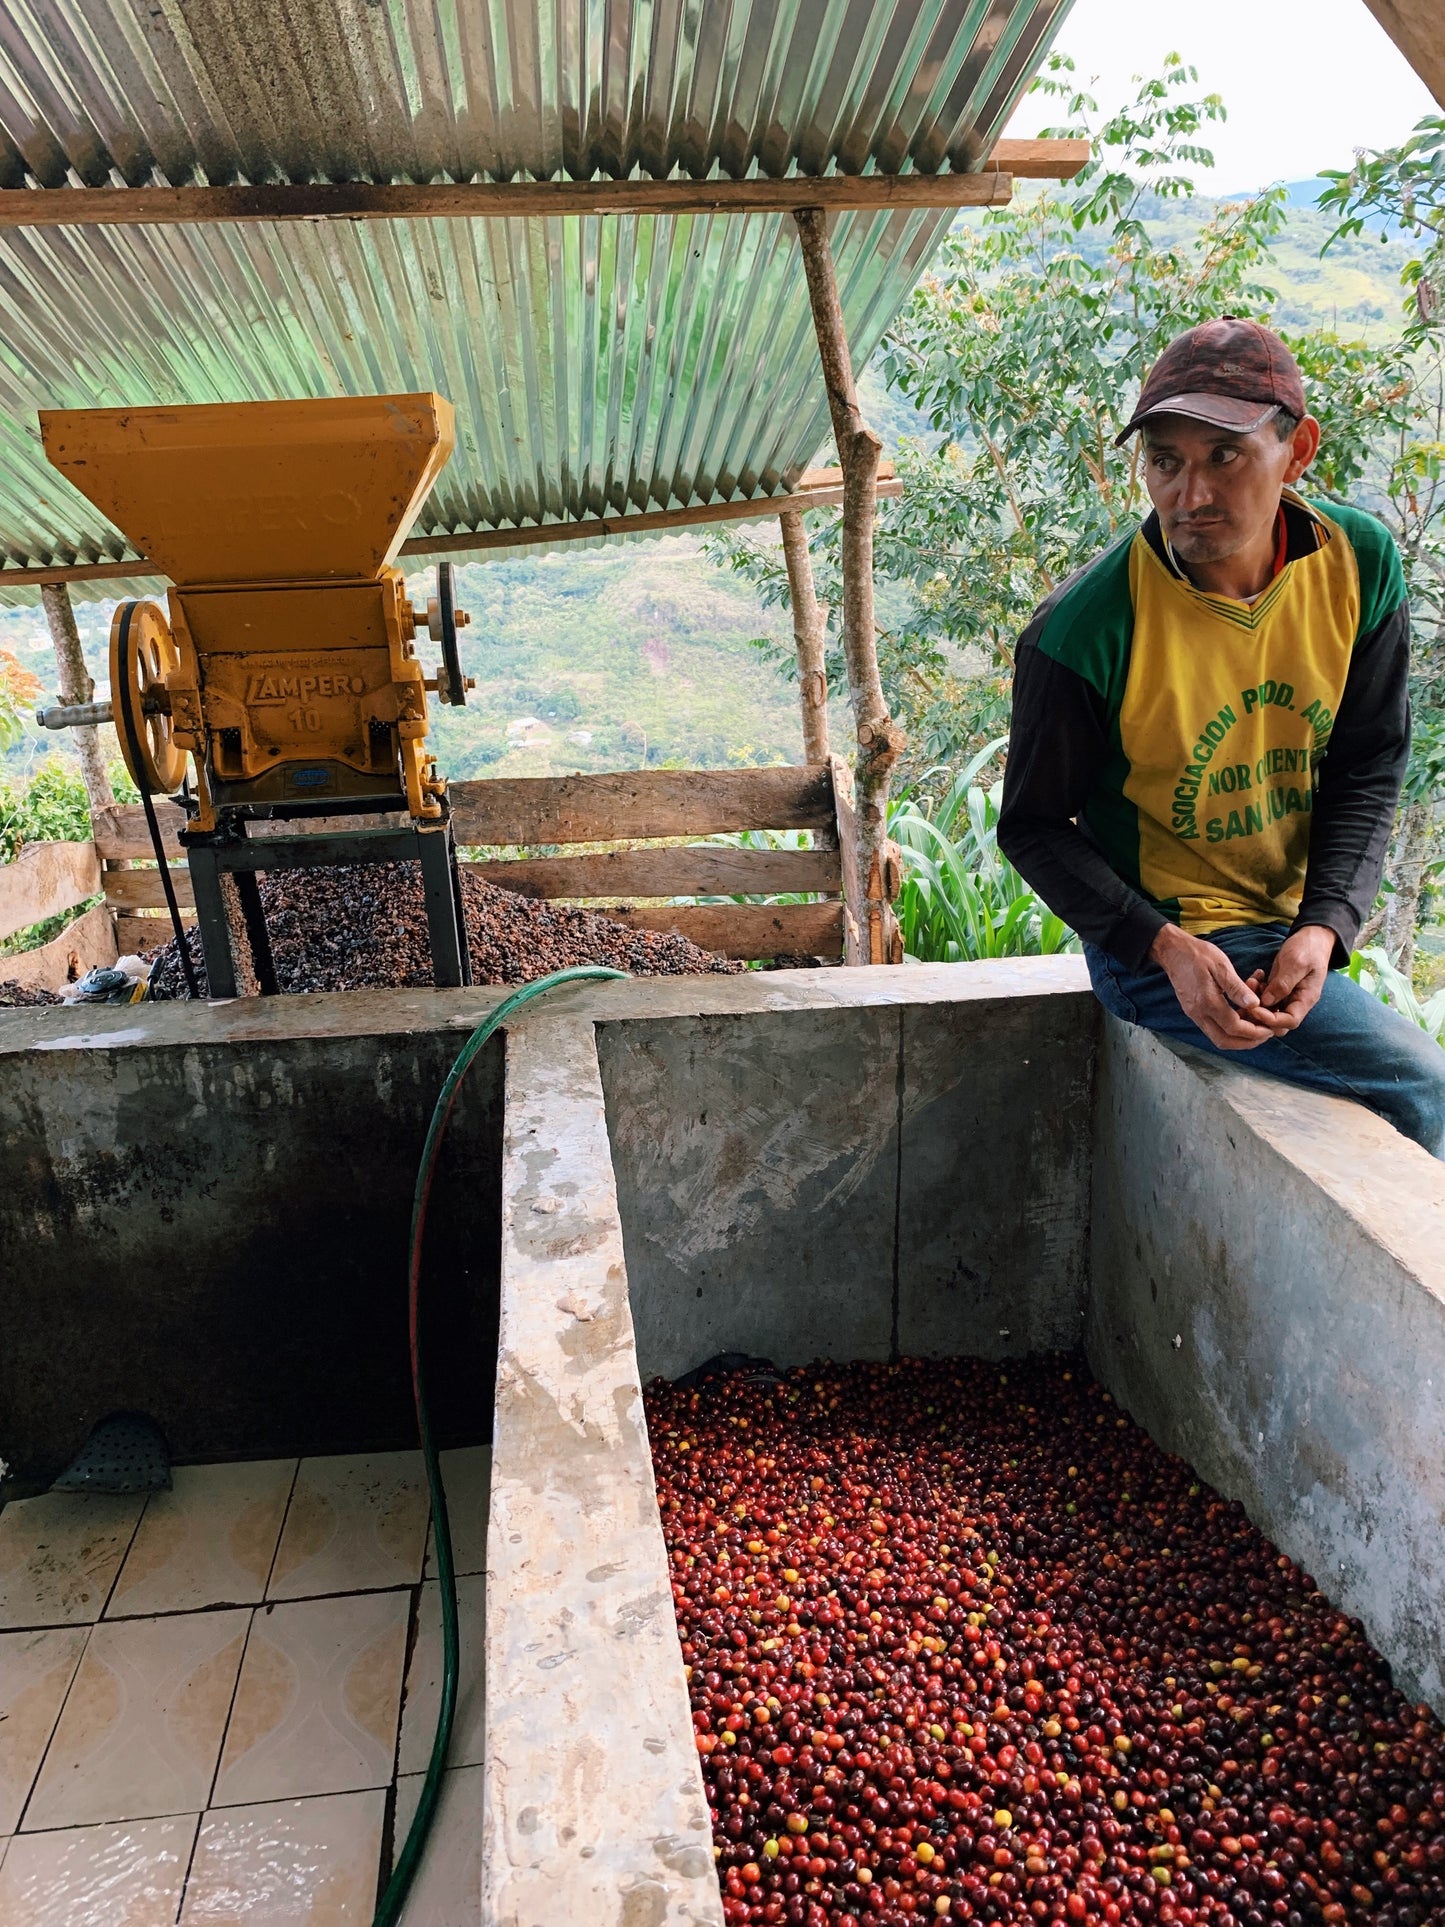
0, 960, 1441, 1923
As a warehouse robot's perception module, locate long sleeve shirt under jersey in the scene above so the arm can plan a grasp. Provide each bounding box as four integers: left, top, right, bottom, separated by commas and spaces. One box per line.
996, 492, 1411, 972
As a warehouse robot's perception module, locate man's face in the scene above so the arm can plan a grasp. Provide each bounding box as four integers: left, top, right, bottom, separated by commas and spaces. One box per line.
1141, 413, 1320, 566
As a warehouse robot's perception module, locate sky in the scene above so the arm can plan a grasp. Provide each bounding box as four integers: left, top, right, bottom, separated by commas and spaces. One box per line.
1004, 0, 1438, 193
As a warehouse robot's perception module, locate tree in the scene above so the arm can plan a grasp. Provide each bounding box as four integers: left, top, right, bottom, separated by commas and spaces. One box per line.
876, 55, 1289, 744
1315, 119, 1445, 973
712, 56, 1289, 789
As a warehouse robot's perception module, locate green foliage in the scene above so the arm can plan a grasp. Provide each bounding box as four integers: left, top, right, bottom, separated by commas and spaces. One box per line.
1306, 122, 1445, 825
1348, 945, 1445, 1042
0, 756, 94, 862
0, 756, 137, 956
0, 756, 103, 956
0, 753, 136, 864
875, 57, 1286, 749
889, 741, 1078, 962
0, 647, 41, 754
411, 544, 810, 779
1320, 117, 1445, 349
713, 73, 1445, 976
711, 57, 1303, 791
709, 508, 1009, 781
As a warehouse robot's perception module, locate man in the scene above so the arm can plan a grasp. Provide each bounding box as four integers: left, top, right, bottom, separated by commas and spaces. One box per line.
997, 316, 1445, 1156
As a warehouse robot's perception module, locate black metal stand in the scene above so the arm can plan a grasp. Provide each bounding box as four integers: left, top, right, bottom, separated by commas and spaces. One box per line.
183, 815, 471, 999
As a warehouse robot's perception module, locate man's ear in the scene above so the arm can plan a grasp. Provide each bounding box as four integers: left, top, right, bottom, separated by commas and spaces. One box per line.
1284, 415, 1322, 486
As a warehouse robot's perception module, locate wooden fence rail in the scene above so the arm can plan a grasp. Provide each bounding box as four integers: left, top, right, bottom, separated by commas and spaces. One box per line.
448, 765, 838, 845
10, 763, 873, 975
0, 841, 101, 944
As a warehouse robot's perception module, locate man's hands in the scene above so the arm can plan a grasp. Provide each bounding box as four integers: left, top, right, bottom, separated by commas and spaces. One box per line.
1148, 922, 1337, 1051
1252, 923, 1338, 1026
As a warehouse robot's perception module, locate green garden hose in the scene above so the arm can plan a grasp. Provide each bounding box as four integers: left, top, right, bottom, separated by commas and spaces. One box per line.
375, 965, 628, 1927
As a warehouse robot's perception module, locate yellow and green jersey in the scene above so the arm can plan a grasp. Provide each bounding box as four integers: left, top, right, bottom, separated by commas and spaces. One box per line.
998, 494, 1411, 971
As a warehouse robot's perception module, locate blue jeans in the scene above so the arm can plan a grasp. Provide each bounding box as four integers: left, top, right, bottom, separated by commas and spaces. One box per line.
1086, 923, 1445, 1159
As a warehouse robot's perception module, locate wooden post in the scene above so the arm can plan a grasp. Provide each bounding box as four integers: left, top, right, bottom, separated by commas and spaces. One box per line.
778, 509, 830, 763
792, 207, 905, 965
40, 582, 114, 820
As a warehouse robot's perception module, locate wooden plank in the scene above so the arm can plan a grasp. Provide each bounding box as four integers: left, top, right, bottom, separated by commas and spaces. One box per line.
594, 901, 844, 959
467, 846, 839, 899
93, 801, 408, 861
104, 866, 195, 912
0, 556, 152, 591
1361, 0, 1445, 107
93, 800, 187, 861
400, 469, 901, 558
0, 469, 901, 588
105, 867, 839, 960
116, 911, 192, 954
0, 173, 1019, 233
991, 138, 1091, 180
451, 764, 836, 847
104, 855, 836, 921
0, 841, 102, 942
107, 844, 836, 917
829, 753, 865, 966
106, 873, 836, 955
0, 902, 117, 991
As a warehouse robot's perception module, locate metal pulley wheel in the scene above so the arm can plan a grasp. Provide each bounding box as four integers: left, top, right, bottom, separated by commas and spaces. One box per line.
110, 599, 188, 793
413, 562, 472, 706
437, 561, 467, 706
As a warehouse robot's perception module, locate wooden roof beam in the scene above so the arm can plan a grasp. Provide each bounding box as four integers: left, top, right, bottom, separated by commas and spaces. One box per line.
0, 142, 1087, 230
0, 466, 902, 590
1360, 0, 1445, 107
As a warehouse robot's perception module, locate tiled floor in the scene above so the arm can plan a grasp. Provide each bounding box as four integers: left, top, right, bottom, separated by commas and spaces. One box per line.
0, 1447, 490, 1926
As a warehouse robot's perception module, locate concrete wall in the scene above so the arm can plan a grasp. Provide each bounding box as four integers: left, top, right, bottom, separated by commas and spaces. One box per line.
0, 961, 1092, 1479
484, 1015, 720, 1927
0, 998, 502, 1477
1089, 1017, 1445, 1714
9, 962, 1445, 1912
596, 965, 1097, 1378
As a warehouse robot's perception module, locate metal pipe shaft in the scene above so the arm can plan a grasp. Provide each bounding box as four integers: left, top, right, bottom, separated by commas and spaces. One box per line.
37, 699, 114, 729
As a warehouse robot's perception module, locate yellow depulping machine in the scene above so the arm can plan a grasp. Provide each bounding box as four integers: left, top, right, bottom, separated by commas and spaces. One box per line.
37, 393, 476, 996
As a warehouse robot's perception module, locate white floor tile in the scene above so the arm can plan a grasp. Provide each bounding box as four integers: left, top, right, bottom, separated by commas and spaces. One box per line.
268, 1455, 427, 1600
397, 1577, 485, 1776
0, 1627, 89, 1833
424, 1448, 491, 1580
180, 1791, 384, 1925
23, 1610, 248, 1831
0, 1493, 143, 1630
107, 1462, 296, 1618
391, 1766, 482, 1926
212, 1591, 409, 1807
0, 1812, 197, 1927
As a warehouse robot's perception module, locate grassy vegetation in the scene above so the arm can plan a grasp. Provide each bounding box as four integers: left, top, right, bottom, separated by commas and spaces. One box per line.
890, 745, 1078, 963
1129, 183, 1413, 340
0, 756, 104, 860
420, 540, 847, 779
1349, 946, 1445, 1043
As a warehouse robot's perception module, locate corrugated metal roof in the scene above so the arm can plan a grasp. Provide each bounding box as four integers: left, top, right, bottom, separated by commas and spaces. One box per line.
0, 0, 1073, 603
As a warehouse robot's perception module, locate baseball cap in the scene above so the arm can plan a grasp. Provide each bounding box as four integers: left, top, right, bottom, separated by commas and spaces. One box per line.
1115, 318, 1308, 446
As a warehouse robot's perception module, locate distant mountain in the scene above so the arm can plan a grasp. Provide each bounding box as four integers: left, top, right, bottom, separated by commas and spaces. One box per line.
1222, 177, 1394, 234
